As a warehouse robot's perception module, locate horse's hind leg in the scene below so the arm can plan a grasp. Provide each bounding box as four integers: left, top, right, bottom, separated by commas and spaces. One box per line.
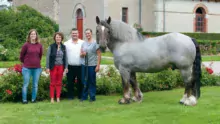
130, 72, 143, 102
118, 66, 131, 104
180, 66, 197, 106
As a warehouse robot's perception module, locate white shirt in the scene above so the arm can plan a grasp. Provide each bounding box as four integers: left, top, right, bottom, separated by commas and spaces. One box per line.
64, 38, 84, 66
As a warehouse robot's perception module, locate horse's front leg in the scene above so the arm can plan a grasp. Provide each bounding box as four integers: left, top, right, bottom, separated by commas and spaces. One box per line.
130, 72, 143, 103
118, 66, 131, 104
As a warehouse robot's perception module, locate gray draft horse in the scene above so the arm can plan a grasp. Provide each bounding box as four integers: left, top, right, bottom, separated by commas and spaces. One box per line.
95, 16, 201, 106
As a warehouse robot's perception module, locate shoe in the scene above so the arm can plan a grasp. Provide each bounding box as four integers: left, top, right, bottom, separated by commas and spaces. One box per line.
89, 99, 95, 103
22, 101, 28, 104
31, 100, 37, 103
80, 99, 84, 102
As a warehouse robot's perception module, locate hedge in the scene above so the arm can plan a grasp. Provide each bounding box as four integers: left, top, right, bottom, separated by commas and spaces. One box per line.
142, 32, 220, 40
0, 65, 219, 102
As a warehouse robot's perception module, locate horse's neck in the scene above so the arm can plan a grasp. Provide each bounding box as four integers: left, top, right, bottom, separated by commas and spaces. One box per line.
107, 37, 118, 52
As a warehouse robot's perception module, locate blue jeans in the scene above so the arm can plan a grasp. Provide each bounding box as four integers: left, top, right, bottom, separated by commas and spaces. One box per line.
81, 65, 97, 101
22, 67, 42, 102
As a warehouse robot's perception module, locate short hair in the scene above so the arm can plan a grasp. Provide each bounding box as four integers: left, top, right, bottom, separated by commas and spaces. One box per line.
53, 32, 64, 42
71, 28, 78, 31
85, 28, 93, 33
26, 29, 40, 43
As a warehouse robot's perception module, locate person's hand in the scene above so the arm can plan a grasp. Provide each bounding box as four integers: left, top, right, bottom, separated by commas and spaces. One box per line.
80, 52, 87, 58
64, 68, 68, 73
95, 65, 100, 72
46, 69, 50, 74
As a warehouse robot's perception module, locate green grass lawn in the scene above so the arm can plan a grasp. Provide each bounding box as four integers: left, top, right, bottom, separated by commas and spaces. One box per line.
202, 55, 220, 61
101, 51, 113, 57
0, 86, 220, 124
0, 55, 219, 68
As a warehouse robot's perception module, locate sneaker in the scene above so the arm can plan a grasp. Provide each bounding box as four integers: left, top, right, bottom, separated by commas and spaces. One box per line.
31, 100, 37, 103
22, 101, 28, 104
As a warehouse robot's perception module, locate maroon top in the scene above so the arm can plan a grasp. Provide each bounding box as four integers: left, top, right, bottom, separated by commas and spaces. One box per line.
20, 42, 43, 68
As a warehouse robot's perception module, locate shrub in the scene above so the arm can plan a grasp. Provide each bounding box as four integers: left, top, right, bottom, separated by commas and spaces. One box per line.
96, 65, 122, 95
142, 32, 220, 40
0, 5, 57, 42
0, 65, 219, 102
0, 44, 7, 61
0, 64, 67, 102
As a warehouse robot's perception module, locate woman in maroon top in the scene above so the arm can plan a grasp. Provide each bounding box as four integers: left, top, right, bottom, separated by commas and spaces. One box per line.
20, 29, 43, 104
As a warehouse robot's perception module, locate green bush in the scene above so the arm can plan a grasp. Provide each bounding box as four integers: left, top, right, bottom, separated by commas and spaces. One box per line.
0, 44, 7, 61
0, 65, 219, 102
142, 32, 220, 40
0, 64, 67, 102
96, 66, 122, 95
0, 5, 57, 42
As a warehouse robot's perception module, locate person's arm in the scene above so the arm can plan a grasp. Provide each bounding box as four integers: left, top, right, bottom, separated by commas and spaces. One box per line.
80, 48, 86, 58
20, 43, 27, 63
64, 46, 68, 73
96, 49, 101, 66
80, 43, 86, 58
46, 46, 51, 73
39, 44, 43, 60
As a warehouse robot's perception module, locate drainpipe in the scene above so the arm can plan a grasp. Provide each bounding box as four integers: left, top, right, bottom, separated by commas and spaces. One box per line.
139, 0, 142, 25
163, 0, 166, 32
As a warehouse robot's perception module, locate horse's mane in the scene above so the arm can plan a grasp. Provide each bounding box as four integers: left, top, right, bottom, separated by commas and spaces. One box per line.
100, 20, 145, 42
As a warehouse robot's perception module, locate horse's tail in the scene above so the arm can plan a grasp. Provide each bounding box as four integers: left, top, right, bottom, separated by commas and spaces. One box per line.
191, 38, 201, 99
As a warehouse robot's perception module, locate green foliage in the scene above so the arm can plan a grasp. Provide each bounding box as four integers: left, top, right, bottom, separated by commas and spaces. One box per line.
0, 5, 58, 61
142, 32, 220, 40
201, 68, 220, 86
0, 64, 67, 102
1, 65, 219, 102
0, 5, 57, 42
96, 66, 122, 95
96, 66, 219, 95
197, 40, 220, 55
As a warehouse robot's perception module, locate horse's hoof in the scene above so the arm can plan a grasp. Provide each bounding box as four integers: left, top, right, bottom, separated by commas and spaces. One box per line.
179, 101, 184, 104
132, 96, 143, 103
131, 96, 138, 102
118, 98, 130, 104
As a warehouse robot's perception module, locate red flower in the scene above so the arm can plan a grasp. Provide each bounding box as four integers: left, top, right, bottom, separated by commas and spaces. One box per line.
206, 67, 213, 74
5, 89, 12, 95
14, 64, 22, 73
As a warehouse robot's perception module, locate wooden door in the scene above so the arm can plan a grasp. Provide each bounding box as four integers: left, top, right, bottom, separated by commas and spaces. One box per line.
77, 18, 83, 39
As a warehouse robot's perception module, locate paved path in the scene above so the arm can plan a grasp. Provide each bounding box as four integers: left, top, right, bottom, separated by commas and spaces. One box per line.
1, 61, 220, 75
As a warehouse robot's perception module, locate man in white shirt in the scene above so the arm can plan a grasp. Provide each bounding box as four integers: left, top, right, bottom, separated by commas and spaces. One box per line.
64, 28, 84, 100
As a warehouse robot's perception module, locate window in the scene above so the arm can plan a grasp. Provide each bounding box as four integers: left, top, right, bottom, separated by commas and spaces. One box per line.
195, 7, 206, 32
122, 7, 128, 23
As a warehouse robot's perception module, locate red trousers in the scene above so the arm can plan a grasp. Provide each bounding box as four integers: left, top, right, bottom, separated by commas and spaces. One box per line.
49, 65, 64, 98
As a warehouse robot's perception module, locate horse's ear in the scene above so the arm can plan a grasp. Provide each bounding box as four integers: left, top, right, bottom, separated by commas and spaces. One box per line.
96, 16, 100, 24
107, 16, 111, 24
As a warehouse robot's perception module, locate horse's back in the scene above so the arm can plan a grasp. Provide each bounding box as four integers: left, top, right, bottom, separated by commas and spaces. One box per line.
114, 32, 196, 72
156, 32, 196, 68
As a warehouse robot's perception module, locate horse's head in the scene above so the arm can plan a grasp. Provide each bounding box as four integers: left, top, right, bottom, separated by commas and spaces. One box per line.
96, 16, 111, 52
